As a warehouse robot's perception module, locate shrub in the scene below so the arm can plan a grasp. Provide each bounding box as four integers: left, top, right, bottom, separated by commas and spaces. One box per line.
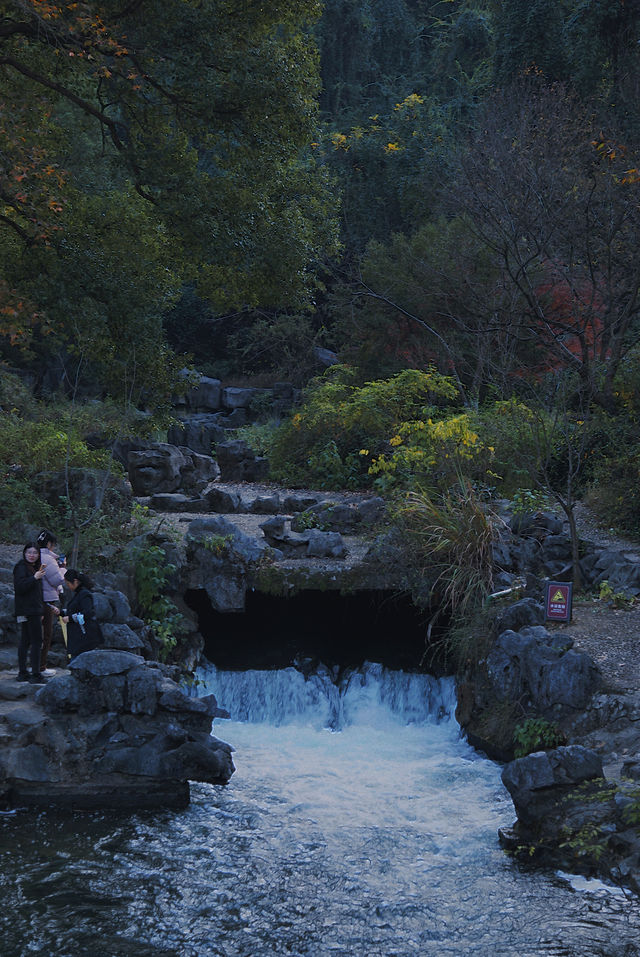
513, 717, 567, 758
235, 421, 279, 458
133, 544, 187, 661
227, 313, 323, 387
268, 364, 461, 489
0, 476, 55, 540
0, 393, 168, 551
0, 369, 33, 414
473, 398, 561, 496
585, 449, 640, 538
510, 488, 552, 515
368, 411, 490, 493
0, 416, 114, 475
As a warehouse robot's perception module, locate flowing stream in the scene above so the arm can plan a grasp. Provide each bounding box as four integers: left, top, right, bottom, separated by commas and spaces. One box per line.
1, 662, 639, 957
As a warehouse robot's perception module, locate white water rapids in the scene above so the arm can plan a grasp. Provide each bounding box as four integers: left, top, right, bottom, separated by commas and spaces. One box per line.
0, 661, 638, 956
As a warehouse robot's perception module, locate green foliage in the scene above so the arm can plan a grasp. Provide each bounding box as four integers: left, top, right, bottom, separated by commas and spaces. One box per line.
268, 364, 461, 489
369, 411, 489, 494
317, 1, 493, 250
1, 0, 339, 402
235, 421, 279, 459
293, 510, 324, 531
510, 488, 552, 516
560, 823, 609, 864
0, 393, 172, 559
492, 0, 640, 137
0, 370, 33, 414
133, 545, 186, 661
473, 399, 559, 496
341, 216, 510, 391
0, 416, 113, 476
197, 534, 233, 557
513, 718, 567, 759
0, 398, 132, 545
621, 788, 640, 828
585, 448, 640, 539
492, 0, 569, 86
598, 580, 636, 610
0, 476, 55, 542
306, 440, 363, 489
227, 313, 327, 388
578, 363, 640, 538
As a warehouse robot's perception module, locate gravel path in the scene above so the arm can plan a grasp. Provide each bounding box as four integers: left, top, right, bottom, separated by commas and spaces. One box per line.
557, 503, 640, 693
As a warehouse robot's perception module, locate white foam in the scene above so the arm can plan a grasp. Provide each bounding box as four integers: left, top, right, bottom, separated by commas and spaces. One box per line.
556, 870, 628, 896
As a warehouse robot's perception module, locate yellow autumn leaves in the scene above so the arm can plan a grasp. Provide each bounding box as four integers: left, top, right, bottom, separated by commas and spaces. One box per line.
368, 413, 492, 489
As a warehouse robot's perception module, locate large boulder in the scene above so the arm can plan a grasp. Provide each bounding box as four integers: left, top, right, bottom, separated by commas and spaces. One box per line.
183, 375, 222, 412
493, 598, 545, 635
0, 650, 234, 809
127, 443, 219, 495
502, 745, 604, 826
100, 622, 147, 653
222, 386, 262, 410
496, 745, 640, 891
215, 439, 269, 482
167, 414, 226, 456
486, 625, 602, 716
185, 515, 272, 612
589, 549, 640, 597
204, 486, 242, 513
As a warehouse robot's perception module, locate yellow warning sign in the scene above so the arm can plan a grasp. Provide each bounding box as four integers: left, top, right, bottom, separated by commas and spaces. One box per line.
551, 589, 566, 602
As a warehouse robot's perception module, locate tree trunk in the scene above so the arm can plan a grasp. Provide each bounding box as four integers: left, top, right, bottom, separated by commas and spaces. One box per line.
563, 504, 582, 592
70, 529, 81, 570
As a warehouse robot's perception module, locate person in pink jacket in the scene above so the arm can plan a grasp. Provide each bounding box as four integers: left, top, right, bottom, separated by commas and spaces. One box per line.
36, 530, 66, 676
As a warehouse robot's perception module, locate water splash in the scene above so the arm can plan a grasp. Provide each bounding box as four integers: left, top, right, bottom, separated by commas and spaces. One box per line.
195, 660, 458, 731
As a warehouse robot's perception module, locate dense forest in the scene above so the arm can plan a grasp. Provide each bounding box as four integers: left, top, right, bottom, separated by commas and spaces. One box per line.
1, 0, 640, 580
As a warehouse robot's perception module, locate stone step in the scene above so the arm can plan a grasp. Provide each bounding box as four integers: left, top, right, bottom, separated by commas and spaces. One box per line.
0, 668, 70, 702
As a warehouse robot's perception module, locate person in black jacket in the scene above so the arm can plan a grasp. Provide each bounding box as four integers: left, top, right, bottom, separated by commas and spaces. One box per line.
61, 570, 103, 661
13, 543, 47, 683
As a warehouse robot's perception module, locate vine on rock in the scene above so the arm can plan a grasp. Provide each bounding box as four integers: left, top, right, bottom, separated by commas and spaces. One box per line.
133, 544, 185, 661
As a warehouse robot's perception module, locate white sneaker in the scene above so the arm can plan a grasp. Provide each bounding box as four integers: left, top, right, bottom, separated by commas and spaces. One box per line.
41, 668, 56, 677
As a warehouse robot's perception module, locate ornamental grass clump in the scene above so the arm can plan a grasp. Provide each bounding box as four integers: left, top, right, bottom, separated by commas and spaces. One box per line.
399, 480, 500, 622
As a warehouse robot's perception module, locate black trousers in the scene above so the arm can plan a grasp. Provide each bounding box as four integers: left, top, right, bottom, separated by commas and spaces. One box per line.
18, 615, 43, 675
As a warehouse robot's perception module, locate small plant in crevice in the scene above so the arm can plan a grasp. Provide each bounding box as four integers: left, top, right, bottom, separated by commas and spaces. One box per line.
198, 533, 233, 557
559, 822, 611, 865
291, 509, 324, 531
134, 544, 186, 661
513, 717, 567, 758
598, 579, 636, 609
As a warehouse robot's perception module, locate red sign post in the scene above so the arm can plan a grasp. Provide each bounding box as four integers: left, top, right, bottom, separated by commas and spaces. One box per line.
544, 581, 573, 622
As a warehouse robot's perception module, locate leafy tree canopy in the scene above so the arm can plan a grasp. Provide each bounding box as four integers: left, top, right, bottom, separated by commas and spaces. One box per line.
0, 0, 339, 406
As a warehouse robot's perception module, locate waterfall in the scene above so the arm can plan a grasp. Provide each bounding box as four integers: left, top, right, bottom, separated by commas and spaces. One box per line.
195, 660, 458, 731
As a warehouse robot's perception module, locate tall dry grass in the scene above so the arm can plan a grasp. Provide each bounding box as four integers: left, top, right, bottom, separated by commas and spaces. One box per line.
398, 478, 504, 636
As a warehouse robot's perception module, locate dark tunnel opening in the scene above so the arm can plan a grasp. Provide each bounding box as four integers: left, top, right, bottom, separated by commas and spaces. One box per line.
184, 588, 444, 673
